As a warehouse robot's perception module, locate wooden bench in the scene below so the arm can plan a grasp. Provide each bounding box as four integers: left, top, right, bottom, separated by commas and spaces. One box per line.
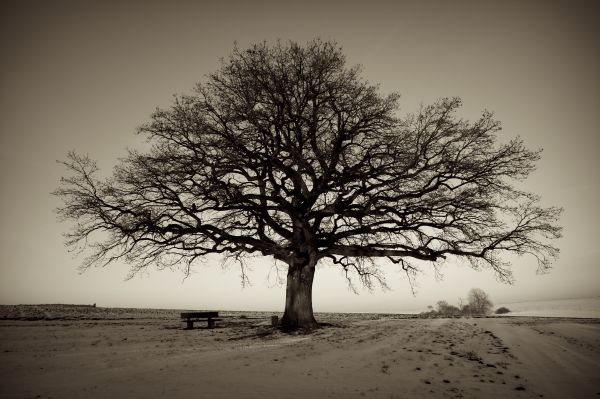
180, 311, 220, 329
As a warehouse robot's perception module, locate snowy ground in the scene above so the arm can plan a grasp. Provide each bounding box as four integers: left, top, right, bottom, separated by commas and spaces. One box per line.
1, 307, 599, 398
496, 297, 600, 318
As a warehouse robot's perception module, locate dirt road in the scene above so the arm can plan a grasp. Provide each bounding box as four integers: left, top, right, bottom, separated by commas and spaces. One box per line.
1, 316, 598, 398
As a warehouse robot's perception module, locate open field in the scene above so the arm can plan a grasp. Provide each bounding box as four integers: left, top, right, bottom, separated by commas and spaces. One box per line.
496, 297, 600, 319
1, 306, 599, 398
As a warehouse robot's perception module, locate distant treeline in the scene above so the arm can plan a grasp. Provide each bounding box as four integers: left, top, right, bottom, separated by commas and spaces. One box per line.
422, 288, 510, 317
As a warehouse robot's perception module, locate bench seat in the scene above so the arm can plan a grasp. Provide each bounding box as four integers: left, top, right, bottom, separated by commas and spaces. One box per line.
180, 311, 219, 329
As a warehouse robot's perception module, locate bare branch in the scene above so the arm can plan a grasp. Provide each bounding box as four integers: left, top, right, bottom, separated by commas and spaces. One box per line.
55, 39, 561, 298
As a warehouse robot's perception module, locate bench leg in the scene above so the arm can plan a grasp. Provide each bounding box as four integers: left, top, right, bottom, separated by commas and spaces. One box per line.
207, 318, 215, 328
185, 320, 193, 329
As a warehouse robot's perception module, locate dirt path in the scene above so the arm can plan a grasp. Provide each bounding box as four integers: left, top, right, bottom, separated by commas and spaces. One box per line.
1, 317, 598, 398
476, 318, 600, 399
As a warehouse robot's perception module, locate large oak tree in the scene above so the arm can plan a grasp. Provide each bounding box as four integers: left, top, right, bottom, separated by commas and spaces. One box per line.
55, 40, 561, 330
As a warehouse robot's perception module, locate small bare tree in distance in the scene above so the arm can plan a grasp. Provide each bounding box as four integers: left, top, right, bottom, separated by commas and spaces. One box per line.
436, 300, 460, 317
54, 39, 562, 330
468, 288, 494, 315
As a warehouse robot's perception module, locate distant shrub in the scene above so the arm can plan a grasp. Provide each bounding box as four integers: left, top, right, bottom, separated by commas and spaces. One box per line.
468, 288, 493, 315
460, 304, 471, 317
436, 300, 461, 317
419, 310, 438, 318
495, 307, 511, 314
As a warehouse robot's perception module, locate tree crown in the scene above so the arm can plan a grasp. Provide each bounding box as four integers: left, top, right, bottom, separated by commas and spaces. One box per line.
55, 39, 562, 288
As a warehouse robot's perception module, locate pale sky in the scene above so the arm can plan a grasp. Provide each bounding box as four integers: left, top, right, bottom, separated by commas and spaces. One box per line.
1, 0, 599, 313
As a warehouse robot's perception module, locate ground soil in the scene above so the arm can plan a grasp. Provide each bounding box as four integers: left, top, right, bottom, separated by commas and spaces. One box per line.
1, 310, 598, 398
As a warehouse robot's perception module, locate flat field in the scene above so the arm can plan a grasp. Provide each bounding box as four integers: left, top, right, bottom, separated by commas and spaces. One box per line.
0, 305, 599, 398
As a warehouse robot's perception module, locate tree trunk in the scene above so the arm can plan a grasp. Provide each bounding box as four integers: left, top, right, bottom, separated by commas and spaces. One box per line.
280, 254, 319, 331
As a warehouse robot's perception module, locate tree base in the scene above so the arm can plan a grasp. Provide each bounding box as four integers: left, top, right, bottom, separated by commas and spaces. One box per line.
280, 314, 319, 332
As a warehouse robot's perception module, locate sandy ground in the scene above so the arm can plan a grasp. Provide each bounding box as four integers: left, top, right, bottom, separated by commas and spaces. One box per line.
1, 314, 599, 398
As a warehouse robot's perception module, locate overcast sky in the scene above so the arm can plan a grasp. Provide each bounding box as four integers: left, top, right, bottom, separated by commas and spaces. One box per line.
1, 0, 598, 312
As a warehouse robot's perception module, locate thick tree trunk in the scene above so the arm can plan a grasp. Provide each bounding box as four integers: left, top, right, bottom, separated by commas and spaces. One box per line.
280, 255, 319, 331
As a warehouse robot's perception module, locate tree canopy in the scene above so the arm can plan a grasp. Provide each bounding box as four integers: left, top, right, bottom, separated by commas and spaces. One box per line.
468, 288, 494, 315
55, 39, 562, 329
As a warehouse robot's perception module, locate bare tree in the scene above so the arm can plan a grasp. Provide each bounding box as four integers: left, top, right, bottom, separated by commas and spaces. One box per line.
54, 40, 561, 330
436, 300, 460, 317
458, 297, 471, 317
468, 288, 494, 315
